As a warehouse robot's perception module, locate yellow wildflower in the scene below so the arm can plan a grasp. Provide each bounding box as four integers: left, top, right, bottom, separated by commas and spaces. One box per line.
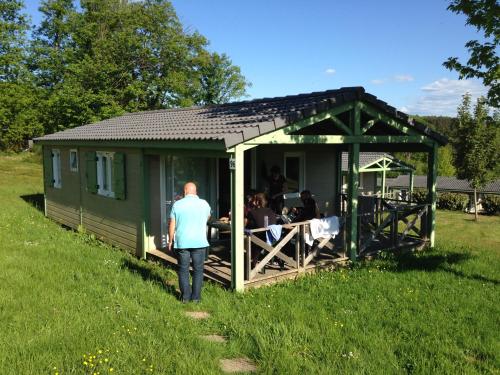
109, 368, 114, 372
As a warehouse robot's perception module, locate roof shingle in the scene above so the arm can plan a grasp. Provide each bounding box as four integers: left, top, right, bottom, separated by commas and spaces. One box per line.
35, 87, 447, 148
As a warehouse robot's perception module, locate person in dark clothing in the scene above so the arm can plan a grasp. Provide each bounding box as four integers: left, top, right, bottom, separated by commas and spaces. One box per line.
267, 165, 287, 214
292, 190, 320, 222
246, 193, 276, 270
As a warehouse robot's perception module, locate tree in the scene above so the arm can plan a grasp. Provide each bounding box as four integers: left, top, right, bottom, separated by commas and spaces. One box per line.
0, 0, 43, 150
443, 0, 500, 108
438, 145, 456, 176
453, 93, 499, 220
25, 0, 250, 136
29, 0, 76, 89
197, 52, 249, 105
0, 0, 29, 81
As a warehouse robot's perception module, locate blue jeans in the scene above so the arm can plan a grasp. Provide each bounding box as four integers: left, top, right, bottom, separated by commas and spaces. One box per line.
176, 247, 206, 302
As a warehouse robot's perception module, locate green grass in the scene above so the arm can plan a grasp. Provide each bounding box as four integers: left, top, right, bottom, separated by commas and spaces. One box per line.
1, 153, 499, 374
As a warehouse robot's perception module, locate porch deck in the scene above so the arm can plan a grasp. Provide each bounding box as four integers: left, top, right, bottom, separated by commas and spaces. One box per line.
147, 198, 428, 289
147, 241, 349, 289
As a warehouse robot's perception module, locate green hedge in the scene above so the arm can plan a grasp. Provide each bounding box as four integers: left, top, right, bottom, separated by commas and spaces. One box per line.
411, 189, 470, 211
437, 192, 469, 211
481, 195, 500, 215
412, 189, 428, 205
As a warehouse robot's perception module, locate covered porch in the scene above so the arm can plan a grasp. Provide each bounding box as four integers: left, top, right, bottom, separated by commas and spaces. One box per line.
142, 87, 446, 291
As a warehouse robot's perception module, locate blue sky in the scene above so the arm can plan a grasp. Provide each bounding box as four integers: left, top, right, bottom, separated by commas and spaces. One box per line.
24, 0, 489, 116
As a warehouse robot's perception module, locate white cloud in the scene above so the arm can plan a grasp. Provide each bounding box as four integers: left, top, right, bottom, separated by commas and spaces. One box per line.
394, 74, 414, 82
325, 68, 336, 75
403, 78, 488, 116
399, 106, 409, 113
370, 79, 385, 85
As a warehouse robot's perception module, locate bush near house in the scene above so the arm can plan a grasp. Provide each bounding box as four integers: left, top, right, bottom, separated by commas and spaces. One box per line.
481, 195, 500, 215
412, 189, 470, 212
411, 188, 428, 204
437, 192, 469, 211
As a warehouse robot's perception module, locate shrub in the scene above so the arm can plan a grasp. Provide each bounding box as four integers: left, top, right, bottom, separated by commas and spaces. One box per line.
437, 192, 469, 211
481, 195, 500, 215
411, 189, 428, 204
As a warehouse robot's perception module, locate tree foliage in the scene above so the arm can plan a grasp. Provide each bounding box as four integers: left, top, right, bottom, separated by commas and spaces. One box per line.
453, 93, 498, 188
0, 0, 250, 150
453, 93, 499, 219
443, 0, 500, 108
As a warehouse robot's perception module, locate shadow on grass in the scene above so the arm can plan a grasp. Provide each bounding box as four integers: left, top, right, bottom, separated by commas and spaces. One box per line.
20, 193, 44, 212
122, 257, 180, 300
385, 251, 499, 285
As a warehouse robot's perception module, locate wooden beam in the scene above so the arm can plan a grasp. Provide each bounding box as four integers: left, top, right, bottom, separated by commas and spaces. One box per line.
245, 133, 433, 145
330, 115, 353, 135
358, 102, 421, 136
230, 146, 245, 291
362, 119, 376, 133
279, 103, 355, 135
427, 143, 438, 247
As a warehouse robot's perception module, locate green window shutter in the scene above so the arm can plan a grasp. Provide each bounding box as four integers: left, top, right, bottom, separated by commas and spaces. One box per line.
43, 147, 54, 188
85, 151, 98, 194
113, 152, 126, 200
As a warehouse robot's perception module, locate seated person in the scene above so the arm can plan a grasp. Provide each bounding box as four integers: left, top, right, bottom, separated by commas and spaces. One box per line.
292, 190, 320, 222
246, 193, 276, 269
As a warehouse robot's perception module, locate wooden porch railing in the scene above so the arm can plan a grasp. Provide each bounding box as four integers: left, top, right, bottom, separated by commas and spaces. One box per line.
243, 220, 346, 282
339, 194, 430, 256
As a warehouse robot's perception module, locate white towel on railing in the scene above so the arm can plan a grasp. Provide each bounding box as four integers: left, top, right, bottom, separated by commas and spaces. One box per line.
309, 216, 340, 240
266, 224, 283, 245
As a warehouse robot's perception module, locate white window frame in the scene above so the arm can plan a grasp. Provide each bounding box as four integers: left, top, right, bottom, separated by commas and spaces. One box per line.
69, 149, 78, 172
284, 152, 305, 193
52, 149, 62, 188
96, 151, 115, 198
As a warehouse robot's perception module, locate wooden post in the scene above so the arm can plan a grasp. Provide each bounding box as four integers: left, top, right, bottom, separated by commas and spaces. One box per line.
409, 171, 414, 202
427, 143, 437, 248
295, 225, 300, 270
141, 150, 150, 260
230, 146, 245, 291
381, 159, 386, 198
346, 103, 361, 261
300, 224, 306, 269
335, 149, 343, 215
245, 234, 251, 281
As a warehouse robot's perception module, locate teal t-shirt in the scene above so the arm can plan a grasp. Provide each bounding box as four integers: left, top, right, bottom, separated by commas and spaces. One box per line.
170, 194, 211, 249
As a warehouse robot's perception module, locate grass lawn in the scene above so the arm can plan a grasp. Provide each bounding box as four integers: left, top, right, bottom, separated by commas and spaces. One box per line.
0, 153, 499, 374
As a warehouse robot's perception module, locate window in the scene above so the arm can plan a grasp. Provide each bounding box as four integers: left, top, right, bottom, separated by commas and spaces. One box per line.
69, 149, 78, 172
96, 151, 114, 197
52, 149, 62, 188
85, 151, 125, 199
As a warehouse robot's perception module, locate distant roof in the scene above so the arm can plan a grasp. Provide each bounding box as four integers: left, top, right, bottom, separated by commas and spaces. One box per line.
341, 152, 414, 171
35, 86, 447, 148
387, 175, 500, 194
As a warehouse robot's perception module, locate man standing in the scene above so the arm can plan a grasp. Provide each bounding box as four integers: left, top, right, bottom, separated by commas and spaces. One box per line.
168, 182, 211, 303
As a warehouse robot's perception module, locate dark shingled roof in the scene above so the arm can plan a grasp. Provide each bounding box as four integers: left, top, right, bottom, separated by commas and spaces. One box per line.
35, 87, 447, 148
387, 175, 500, 194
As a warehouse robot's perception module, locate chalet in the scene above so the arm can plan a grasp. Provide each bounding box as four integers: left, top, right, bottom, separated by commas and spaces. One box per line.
35, 87, 447, 290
